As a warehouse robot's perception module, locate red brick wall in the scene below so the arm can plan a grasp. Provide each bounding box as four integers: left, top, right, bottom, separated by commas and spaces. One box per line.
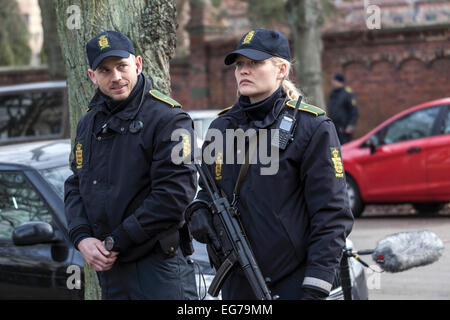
322, 26, 450, 138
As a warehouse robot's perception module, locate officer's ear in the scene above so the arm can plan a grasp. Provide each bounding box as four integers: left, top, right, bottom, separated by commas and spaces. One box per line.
277, 63, 287, 81
135, 55, 143, 76
88, 69, 97, 85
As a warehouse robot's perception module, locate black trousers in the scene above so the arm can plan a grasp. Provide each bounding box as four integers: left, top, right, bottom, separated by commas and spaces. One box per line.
221, 264, 308, 300
97, 246, 198, 300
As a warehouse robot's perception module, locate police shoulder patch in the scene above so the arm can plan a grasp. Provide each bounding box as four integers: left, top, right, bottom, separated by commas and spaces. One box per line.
345, 86, 353, 93
75, 141, 83, 169
218, 105, 233, 116
149, 89, 182, 108
330, 147, 344, 178
286, 100, 326, 117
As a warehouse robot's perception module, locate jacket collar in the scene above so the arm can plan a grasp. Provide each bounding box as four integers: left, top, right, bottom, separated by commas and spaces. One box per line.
250, 96, 286, 129
229, 88, 286, 129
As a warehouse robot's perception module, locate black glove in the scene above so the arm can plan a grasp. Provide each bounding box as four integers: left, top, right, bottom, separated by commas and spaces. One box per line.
300, 287, 329, 300
185, 201, 221, 251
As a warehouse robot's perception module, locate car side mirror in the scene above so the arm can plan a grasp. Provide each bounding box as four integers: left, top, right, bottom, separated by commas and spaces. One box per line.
12, 221, 60, 246
366, 136, 378, 155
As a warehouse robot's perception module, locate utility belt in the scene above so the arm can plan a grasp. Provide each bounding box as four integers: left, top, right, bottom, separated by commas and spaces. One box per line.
158, 221, 194, 258
118, 185, 194, 263
118, 223, 194, 263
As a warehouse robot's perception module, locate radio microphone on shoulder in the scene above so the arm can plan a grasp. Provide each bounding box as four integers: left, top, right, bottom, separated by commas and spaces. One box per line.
372, 230, 444, 273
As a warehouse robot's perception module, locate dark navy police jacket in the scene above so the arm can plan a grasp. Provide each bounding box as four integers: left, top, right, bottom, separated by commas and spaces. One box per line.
196, 90, 354, 294
64, 74, 197, 262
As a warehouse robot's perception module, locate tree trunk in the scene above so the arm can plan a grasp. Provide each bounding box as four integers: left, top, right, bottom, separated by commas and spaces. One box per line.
285, 0, 326, 109
0, 0, 31, 66
38, 0, 66, 79
54, 0, 177, 300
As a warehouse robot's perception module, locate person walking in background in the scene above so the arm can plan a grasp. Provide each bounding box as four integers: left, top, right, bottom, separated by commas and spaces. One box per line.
327, 73, 359, 144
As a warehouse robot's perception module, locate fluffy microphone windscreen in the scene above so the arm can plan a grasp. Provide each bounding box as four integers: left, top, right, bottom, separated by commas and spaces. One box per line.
372, 230, 444, 273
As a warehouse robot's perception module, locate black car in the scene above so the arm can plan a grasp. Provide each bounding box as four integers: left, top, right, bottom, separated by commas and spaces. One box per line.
0, 139, 78, 298
0, 81, 69, 146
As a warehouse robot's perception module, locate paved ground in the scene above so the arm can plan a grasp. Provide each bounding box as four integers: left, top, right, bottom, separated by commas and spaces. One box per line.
349, 204, 450, 300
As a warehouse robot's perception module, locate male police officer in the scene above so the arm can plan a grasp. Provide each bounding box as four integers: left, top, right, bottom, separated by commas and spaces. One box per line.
327, 73, 359, 144
64, 30, 198, 299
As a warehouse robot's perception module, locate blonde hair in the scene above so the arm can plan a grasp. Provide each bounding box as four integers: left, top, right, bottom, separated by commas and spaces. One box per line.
270, 56, 305, 101
234, 56, 306, 101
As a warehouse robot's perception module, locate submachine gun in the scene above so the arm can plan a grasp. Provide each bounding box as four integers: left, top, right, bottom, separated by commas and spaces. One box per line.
194, 160, 275, 300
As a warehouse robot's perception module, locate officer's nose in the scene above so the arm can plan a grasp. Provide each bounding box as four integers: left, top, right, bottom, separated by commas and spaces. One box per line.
111, 68, 122, 82
239, 64, 250, 75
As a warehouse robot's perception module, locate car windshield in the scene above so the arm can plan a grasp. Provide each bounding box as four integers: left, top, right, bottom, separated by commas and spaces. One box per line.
0, 89, 66, 141
39, 166, 72, 199
383, 106, 440, 145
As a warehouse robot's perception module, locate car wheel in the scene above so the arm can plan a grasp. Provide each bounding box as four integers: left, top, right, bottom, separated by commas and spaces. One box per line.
412, 203, 444, 215
346, 175, 365, 218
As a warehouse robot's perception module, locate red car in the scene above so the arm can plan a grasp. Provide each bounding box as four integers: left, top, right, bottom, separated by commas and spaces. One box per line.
342, 98, 450, 217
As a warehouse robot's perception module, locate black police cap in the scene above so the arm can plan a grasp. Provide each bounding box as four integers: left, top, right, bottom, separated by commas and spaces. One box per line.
224, 28, 291, 65
334, 73, 345, 83
86, 30, 136, 70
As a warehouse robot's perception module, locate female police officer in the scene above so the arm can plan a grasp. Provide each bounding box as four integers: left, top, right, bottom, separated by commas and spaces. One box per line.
186, 28, 354, 300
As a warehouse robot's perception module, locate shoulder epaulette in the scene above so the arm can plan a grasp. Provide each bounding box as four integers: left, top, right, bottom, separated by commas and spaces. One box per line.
218, 105, 233, 116
286, 100, 326, 117
149, 89, 182, 108
86, 107, 91, 113
345, 86, 353, 93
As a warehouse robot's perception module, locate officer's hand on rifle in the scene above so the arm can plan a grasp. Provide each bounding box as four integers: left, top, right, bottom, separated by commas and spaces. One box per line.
185, 200, 221, 251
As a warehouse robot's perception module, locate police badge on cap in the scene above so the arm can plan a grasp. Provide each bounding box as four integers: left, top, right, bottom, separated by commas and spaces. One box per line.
86, 30, 136, 70
224, 28, 291, 65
